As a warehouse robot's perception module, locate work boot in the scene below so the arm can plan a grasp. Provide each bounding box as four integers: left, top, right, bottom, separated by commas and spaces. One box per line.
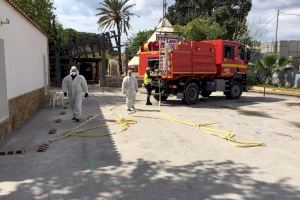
72, 117, 76, 120
75, 118, 80, 122
146, 98, 152, 105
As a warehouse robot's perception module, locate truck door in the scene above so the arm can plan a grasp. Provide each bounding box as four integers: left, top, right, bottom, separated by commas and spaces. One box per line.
237, 45, 248, 75
222, 45, 235, 77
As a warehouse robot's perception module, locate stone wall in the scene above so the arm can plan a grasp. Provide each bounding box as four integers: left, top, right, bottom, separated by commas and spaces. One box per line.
0, 87, 46, 139
100, 76, 144, 88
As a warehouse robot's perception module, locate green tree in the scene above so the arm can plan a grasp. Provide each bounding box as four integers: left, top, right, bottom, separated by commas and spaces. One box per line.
166, 0, 214, 25
212, 0, 252, 40
166, 0, 252, 40
174, 17, 223, 41
126, 29, 154, 59
96, 0, 136, 73
254, 54, 292, 97
13, 0, 55, 34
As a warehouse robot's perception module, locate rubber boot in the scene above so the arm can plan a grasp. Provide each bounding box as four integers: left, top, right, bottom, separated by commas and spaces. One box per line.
146, 97, 152, 105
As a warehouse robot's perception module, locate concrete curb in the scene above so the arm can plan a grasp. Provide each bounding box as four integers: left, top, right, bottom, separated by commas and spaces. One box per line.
248, 89, 300, 98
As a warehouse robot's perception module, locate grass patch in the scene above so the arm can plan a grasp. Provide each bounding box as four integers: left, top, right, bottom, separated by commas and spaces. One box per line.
253, 84, 300, 92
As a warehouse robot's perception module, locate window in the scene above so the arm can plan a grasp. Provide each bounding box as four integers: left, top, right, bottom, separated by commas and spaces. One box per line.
239, 46, 246, 60
224, 46, 234, 59
147, 58, 159, 71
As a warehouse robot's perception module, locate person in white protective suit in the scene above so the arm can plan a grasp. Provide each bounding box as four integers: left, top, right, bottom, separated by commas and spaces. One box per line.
122, 70, 138, 111
62, 66, 88, 122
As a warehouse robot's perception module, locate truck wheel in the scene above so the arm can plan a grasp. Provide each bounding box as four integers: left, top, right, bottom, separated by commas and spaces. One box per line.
183, 83, 199, 105
225, 81, 242, 99
200, 81, 212, 97
201, 90, 212, 97
154, 89, 169, 101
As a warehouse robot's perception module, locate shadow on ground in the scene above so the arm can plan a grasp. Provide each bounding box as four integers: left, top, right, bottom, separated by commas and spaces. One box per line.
0, 96, 123, 200
286, 102, 300, 107
0, 91, 299, 199
0, 159, 299, 200
163, 95, 285, 110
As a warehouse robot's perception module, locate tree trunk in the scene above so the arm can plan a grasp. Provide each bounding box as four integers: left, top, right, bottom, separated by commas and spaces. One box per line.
116, 22, 122, 75
263, 78, 267, 98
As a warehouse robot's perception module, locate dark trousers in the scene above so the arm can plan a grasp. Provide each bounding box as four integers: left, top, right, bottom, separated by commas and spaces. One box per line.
145, 84, 152, 98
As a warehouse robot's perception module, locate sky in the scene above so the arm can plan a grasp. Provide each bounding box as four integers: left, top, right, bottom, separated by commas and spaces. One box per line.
53, 0, 300, 42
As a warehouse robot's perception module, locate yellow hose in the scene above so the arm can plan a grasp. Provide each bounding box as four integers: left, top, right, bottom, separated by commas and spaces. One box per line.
50, 113, 137, 142
50, 93, 265, 148
160, 111, 265, 147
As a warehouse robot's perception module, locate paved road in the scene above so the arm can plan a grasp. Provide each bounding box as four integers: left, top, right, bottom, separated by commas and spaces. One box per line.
0, 88, 299, 200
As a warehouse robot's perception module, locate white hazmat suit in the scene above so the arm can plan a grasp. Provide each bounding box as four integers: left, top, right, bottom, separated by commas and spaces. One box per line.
62, 70, 88, 119
122, 72, 138, 110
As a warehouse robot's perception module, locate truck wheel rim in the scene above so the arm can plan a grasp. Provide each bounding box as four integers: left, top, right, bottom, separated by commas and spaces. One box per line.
232, 85, 240, 96
188, 88, 197, 100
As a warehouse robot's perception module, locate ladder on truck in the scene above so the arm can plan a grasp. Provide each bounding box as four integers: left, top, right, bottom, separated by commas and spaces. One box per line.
158, 40, 170, 106
159, 41, 169, 75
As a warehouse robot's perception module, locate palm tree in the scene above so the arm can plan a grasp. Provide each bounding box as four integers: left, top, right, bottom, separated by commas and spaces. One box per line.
254, 54, 292, 97
96, 0, 136, 74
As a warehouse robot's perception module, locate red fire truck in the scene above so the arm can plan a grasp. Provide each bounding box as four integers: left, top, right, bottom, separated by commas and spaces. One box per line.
138, 39, 249, 105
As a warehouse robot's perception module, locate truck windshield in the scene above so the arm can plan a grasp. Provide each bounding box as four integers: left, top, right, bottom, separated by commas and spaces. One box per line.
147, 58, 159, 71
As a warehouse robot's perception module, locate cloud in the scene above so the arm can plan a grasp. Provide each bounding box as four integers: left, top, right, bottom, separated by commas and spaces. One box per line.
53, 0, 171, 41
53, 0, 300, 42
252, 0, 300, 10
248, 0, 300, 41
53, 0, 99, 32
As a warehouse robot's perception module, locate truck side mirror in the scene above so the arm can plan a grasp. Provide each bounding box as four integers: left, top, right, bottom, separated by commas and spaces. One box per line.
246, 51, 250, 63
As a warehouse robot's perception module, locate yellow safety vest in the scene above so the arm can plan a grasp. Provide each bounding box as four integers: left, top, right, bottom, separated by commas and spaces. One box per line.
144, 73, 152, 85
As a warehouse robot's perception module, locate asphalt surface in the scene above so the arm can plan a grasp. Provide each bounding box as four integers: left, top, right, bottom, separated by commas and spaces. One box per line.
0, 88, 299, 200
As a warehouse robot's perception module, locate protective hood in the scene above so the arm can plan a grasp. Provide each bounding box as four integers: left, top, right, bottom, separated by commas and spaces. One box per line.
70, 66, 78, 76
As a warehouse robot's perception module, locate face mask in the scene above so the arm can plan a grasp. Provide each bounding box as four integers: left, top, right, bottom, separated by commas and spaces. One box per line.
71, 71, 77, 76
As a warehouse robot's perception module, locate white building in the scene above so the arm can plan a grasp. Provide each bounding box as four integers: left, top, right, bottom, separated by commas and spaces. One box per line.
0, 0, 49, 137
260, 40, 300, 69
128, 18, 174, 69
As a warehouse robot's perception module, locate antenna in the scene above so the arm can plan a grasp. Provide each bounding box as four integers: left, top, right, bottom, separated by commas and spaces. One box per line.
163, 0, 167, 19
162, 0, 167, 27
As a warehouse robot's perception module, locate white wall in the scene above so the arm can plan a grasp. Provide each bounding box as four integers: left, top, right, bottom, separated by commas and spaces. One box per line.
0, 0, 48, 99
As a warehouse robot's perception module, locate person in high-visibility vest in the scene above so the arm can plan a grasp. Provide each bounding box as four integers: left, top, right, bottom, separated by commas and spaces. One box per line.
144, 67, 153, 105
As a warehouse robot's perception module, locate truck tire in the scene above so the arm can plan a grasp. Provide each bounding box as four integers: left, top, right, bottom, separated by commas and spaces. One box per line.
201, 90, 212, 97
225, 81, 242, 99
183, 83, 199, 105
200, 81, 212, 97
154, 89, 168, 101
